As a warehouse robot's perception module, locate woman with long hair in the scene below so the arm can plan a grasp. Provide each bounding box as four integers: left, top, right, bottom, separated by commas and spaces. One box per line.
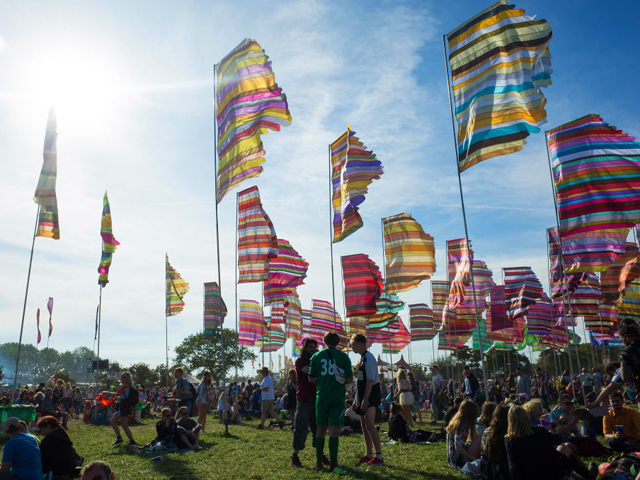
446, 399, 480, 469
505, 405, 593, 480
196, 370, 213, 434
476, 401, 496, 436
480, 404, 509, 480
109, 371, 137, 446
395, 369, 414, 428
37, 415, 78, 478
286, 369, 297, 426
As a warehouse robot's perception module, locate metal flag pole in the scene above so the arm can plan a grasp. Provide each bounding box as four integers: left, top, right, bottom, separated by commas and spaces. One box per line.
96, 285, 103, 388
327, 140, 339, 331
544, 135, 583, 402
165, 256, 169, 389
235, 192, 240, 382
380, 218, 394, 369
340, 257, 348, 343
442, 35, 488, 386
261, 283, 265, 369
14, 207, 40, 389
212, 63, 229, 433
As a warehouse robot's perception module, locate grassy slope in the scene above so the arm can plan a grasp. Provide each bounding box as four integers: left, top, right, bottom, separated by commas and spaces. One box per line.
4, 415, 468, 480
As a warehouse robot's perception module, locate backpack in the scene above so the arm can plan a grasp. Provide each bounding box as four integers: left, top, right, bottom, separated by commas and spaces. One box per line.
188, 382, 198, 401
468, 374, 479, 394
126, 387, 139, 407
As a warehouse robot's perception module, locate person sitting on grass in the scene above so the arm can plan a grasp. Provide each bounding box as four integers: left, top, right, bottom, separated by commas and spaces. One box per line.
480, 404, 510, 480
145, 408, 192, 452
37, 415, 79, 479
523, 398, 547, 426
388, 402, 431, 443
444, 396, 463, 427
476, 401, 496, 436
1, 417, 42, 480
446, 399, 481, 469
176, 406, 202, 450
603, 391, 640, 452
80, 460, 114, 480
42, 388, 69, 430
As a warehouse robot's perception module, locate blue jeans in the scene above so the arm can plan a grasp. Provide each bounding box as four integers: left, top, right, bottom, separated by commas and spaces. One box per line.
293, 400, 316, 452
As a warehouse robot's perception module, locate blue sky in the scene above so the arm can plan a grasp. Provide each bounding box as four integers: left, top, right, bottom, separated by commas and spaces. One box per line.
0, 0, 638, 377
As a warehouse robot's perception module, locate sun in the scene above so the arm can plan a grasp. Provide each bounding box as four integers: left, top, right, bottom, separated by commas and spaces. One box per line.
23, 42, 128, 135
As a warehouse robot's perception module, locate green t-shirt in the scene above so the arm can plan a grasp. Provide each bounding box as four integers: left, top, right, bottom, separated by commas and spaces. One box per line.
309, 347, 353, 401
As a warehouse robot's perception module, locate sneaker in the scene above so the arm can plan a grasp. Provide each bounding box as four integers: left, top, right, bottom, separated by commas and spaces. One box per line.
322, 455, 331, 466
278, 421, 285, 429
368, 457, 384, 466
358, 455, 372, 464
256, 424, 264, 430
291, 453, 302, 468
316, 459, 324, 471
112, 437, 123, 445
330, 464, 347, 475
202, 430, 209, 435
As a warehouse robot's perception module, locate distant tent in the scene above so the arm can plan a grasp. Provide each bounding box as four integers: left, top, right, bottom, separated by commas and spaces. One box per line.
394, 354, 410, 370
376, 355, 390, 367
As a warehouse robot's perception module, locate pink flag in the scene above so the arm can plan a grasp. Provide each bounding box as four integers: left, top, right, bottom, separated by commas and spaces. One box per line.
36, 308, 42, 345
47, 297, 54, 337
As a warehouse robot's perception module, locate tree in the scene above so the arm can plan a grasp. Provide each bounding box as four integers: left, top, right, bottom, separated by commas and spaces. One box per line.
174, 329, 256, 384
128, 363, 158, 388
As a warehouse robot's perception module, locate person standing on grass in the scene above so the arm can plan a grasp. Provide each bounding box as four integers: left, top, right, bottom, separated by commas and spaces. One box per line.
173, 367, 193, 414
309, 331, 353, 474
196, 370, 213, 434
109, 372, 137, 446
430, 365, 444, 424
350, 333, 384, 466
292, 338, 323, 468
256, 367, 284, 430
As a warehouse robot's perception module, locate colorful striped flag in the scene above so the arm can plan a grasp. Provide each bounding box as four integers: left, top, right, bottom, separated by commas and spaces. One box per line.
584, 304, 618, 338
347, 316, 368, 337
341, 254, 384, 317
408, 304, 436, 341
446, 1, 552, 171
309, 300, 345, 346
239, 299, 265, 346
215, 39, 291, 202
431, 280, 450, 330
259, 321, 286, 353
263, 239, 307, 305
237, 186, 278, 283
36, 308, 41, 345
526, 292, 554, 337
367, 291, 405, 329
98, 192, 120, 287
488, 285, 508, 331
553, 272, 600, 318
34, 108, 60, 239
330, 128, 383, 242
382, 213, 436, 293
203, 282, 227, 333
447, 239, 473, 308
47, 297, 54, 337
382, 316, 411, 354
503, 267, 543, 320
619, 280, 640, 323
600, 243, 640, 304
547, 227, 586, 299
547, 114, 640, 272
166, 255, 189, 316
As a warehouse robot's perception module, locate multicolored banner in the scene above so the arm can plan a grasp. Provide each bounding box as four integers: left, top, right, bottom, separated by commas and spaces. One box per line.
600, 243, 640, 304
341, 253, 384, 317
382, 213, 435, 293
553, 272, 600, 318
309, 299, 346, 347
330, 128, 383, 242
34, 108, 60, 239
98, 192, 120, 287
263, 238, 307, 305
547, 227, 586, 299
547, 114, 640, 272
215, 39, 292, 202
382, 316, 411, 354
446, 1, 552, 171
238, 299, 265, 346
619, 280, 640, 323
47, 297, 54, 337
237, 186, 278, 283
166, 255, 189, 317
447, 238, 473, 308
203, 282, 227, 333
526, 292, 554, 337
408, 304, 436, 341
36, 308, 41, 345
503, 267, 543, 320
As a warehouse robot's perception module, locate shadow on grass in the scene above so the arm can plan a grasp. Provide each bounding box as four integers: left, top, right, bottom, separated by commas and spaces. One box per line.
148, 452, 202, 479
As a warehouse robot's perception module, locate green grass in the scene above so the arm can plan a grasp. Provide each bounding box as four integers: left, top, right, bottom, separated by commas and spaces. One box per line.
6, 414, 469, 479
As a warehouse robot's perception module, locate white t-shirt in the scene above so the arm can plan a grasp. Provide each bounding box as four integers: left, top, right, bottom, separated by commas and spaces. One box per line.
261, 375, 275, 401
432, 373, 444, 394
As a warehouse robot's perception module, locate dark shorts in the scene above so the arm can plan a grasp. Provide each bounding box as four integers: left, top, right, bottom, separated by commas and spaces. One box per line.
118, 403, 132, 417
358, 383, 381, 408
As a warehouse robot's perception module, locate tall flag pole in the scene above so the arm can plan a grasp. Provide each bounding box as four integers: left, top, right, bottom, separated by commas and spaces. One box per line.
165, 254, 189, 386
15, 108, 59, 389
96, 191, 119, 382
327, 143, 338, 330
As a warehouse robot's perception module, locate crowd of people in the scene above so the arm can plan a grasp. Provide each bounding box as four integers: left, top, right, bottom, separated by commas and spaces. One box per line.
3, 317, 640, 478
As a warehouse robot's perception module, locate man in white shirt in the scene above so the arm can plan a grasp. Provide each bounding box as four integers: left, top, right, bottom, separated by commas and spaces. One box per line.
430, 365, 444, 424
257, 367, 284, 430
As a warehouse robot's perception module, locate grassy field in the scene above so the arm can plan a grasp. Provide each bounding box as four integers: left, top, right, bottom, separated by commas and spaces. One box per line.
4, 414, 470, 480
